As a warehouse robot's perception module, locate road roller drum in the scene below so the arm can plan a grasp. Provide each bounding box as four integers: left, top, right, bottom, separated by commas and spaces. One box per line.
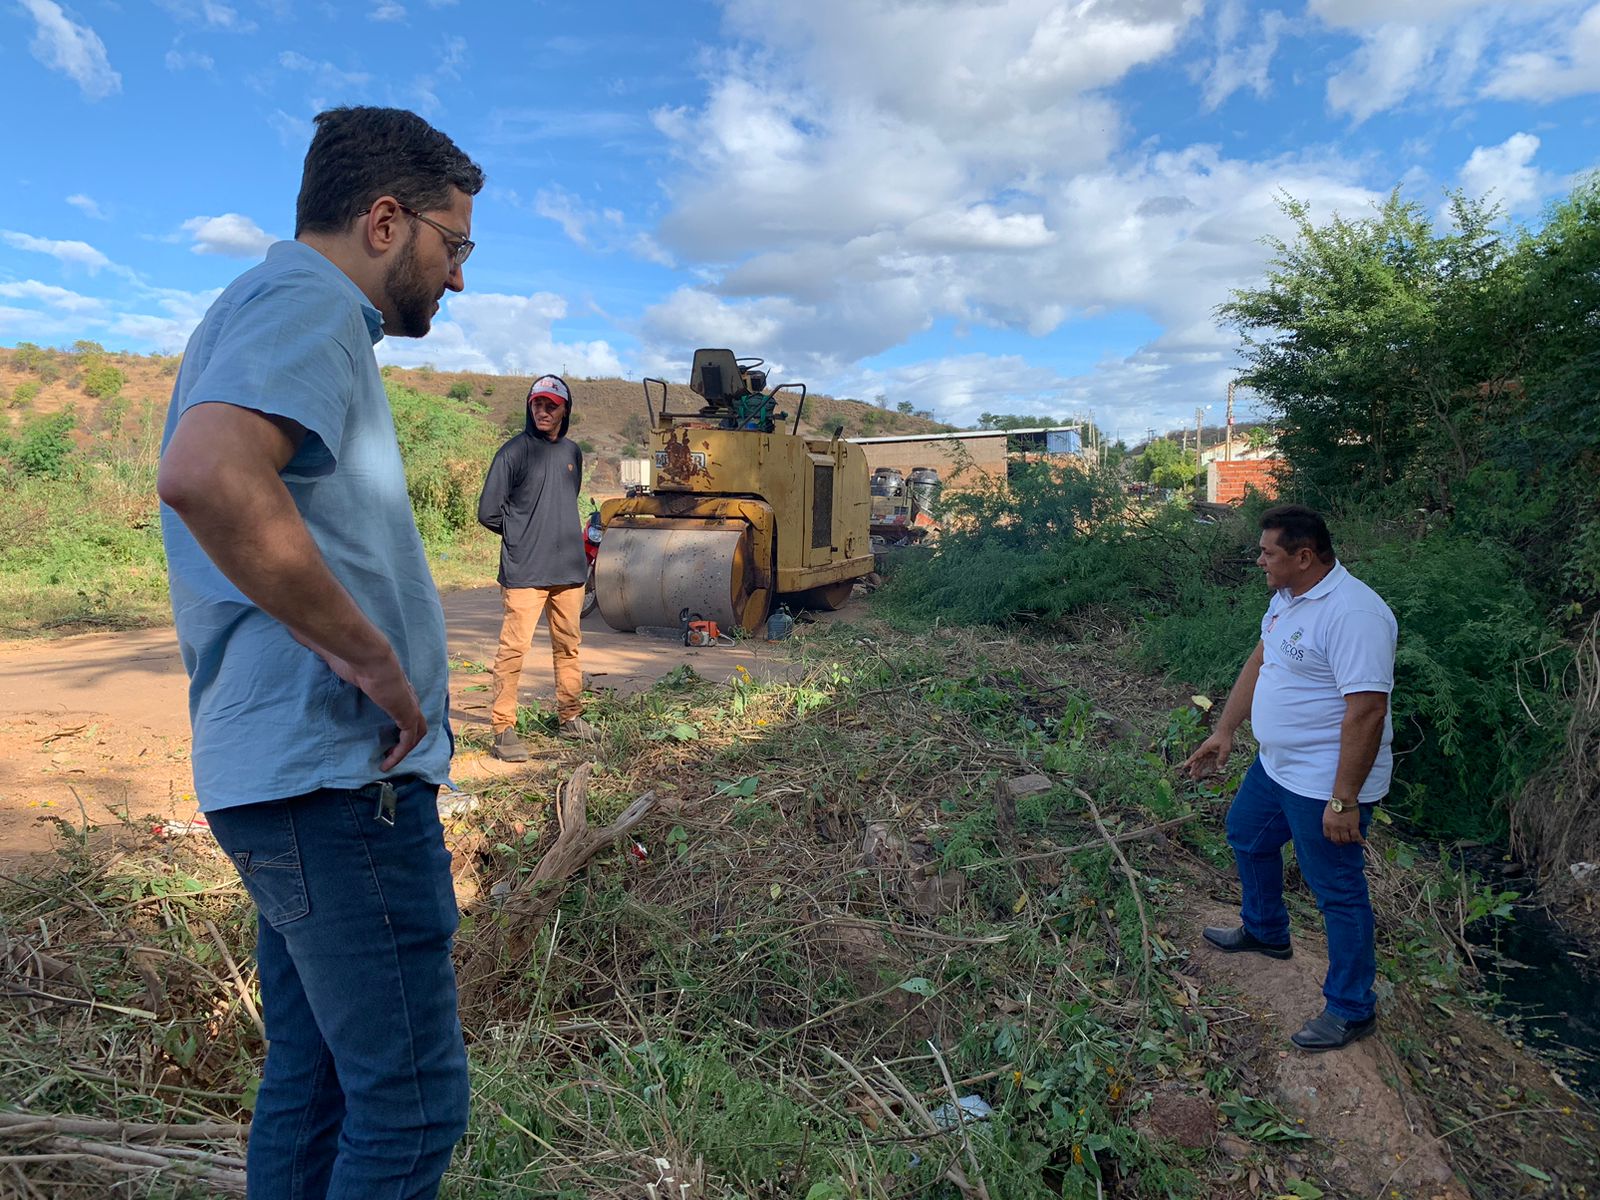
595, 518, 770, 634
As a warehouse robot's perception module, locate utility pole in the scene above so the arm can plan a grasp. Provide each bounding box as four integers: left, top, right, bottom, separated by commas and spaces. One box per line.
1225, 380, 1235, 462
1194, 406, 1203, 463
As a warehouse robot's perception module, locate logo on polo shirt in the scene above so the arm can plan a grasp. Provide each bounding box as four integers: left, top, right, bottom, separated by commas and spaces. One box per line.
1280, 627, 1306, 661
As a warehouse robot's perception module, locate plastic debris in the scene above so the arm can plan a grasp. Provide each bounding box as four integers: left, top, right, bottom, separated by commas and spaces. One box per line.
929, 1094, 994, 1130
438, 789, 479, 818
153, 817, 210, 838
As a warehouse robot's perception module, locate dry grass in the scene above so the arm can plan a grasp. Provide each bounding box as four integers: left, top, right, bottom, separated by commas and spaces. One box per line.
1513, 614, 1600, 938
1, 614, 1595, 1198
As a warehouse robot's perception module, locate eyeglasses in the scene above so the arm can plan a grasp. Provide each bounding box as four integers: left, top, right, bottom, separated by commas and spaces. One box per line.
399, 204, 474, 267
359, 201, 474, 267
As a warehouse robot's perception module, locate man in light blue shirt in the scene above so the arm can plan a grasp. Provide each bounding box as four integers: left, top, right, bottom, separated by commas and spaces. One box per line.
158, 106, 482, 1197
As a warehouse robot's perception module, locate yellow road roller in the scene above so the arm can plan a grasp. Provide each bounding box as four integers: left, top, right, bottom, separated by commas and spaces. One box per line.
595, 348, 873, 635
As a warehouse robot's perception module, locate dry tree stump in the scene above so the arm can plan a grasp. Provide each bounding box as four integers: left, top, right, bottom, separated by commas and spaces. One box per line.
456, 761, 655, 1012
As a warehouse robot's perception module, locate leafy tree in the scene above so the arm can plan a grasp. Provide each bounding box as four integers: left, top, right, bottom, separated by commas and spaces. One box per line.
1220, 190, 1506, 508
1135, 438, 1200, 490
896, 399, 914, 415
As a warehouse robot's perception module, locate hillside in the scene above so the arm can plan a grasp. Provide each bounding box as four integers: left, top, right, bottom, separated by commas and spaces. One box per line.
0, 344, 953, 489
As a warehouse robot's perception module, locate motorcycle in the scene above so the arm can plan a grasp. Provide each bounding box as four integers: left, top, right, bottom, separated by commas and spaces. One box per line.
581, 509, 602, 617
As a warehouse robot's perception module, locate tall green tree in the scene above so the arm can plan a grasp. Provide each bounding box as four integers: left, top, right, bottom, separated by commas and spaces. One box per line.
1219, 190, 1508, 509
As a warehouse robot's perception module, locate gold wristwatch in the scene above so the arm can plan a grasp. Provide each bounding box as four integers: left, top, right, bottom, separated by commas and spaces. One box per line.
1329, 797, 1355, 814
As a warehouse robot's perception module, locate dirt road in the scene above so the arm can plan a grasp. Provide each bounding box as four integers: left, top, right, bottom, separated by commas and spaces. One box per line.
0, 589, 798, 863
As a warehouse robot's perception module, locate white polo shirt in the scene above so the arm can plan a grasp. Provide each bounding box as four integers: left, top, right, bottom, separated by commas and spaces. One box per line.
1251, 561, 1397, 803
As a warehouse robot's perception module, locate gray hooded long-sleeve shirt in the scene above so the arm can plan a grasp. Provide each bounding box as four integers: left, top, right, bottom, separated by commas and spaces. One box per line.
476, 409, 586, 589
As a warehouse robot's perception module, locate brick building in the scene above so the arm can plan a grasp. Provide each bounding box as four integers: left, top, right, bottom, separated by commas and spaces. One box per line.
1207, 457, 1284, 504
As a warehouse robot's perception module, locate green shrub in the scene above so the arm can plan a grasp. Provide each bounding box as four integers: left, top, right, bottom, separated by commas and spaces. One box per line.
83, 363, 125, 400
9, 381, 41, 409
1, 409, 78, 479
446, 380, 472, 402
386, 382, 499, 542
11, 342, 51, 373
877, 462, 1170, 626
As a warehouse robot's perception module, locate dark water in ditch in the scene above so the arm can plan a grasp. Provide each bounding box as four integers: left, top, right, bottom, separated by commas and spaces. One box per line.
1455, 859, 1600, 1102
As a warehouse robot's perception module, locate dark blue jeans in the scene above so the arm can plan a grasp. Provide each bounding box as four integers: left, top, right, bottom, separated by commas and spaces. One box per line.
1226, 757, 1377, 1021
209, 778, 469, 1199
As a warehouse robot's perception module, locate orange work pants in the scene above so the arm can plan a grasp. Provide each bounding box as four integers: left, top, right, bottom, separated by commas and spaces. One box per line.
489, 584, 584, 730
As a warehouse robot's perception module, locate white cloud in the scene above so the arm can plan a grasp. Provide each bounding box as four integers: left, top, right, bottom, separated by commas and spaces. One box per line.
65, 193, 106, 220
268, 109, 314, 148
1, 229, 113, 272
652, 0, 1204, 262
1200, 0, 1290, 111
165, 47, 216, 72
405, 35, 466, 115
376, 292, 625, 378
632, 1, 1391, 429
180, 214, 276, 257
1309, 0, 1499, 26
1458, 132, 1544, 212
0, 305, 94, 340
0, 280, 105, 314
370, 1, 406, 21
1483, 2, 1600, 101
156, 0, 255, 30
1325, 24, 1433, 121
110, 287, 223, 354
278, 51, 373, 93
534, 188, 592, 247
1310, 0, 1594, 118
19, 0, 121, 101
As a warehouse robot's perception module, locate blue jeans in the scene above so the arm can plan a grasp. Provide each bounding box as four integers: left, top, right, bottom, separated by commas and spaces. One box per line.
1226, 757, 1377, 1022
209, 778, 470, 1199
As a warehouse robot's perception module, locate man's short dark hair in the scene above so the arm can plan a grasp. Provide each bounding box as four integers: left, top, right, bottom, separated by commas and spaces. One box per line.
1260, 504, 1335, 564
295, 107, 485, 237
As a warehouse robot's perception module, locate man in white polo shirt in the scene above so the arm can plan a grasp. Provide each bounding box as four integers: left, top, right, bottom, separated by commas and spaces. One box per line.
1184, 505, 1397, 1051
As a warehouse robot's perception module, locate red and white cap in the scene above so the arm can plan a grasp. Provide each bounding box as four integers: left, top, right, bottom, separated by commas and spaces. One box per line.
527, 375, 571, 406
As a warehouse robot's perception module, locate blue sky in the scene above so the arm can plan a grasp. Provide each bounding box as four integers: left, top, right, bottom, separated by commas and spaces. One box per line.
2, 0, 1597, 439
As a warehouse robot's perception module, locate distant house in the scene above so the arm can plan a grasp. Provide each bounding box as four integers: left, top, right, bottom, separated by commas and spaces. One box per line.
848, 425, 1083, 485
1208, 457, 1284, 504
1200, 436, 1278, 467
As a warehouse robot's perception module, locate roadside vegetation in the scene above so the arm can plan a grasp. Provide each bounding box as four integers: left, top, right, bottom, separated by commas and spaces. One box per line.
0, 349, 501, 635
3, 619, 1594, 1197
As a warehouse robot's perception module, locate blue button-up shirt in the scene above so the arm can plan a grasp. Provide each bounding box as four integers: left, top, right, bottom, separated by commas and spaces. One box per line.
160, 240, 452, 811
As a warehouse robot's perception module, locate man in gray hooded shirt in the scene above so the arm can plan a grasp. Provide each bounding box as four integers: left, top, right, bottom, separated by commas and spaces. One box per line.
476, 374, 595, 756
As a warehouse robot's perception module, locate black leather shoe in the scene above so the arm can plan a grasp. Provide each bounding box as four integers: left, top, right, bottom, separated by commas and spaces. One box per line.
1202, 925, 1293, 960
1290, 1008, 1377, 1052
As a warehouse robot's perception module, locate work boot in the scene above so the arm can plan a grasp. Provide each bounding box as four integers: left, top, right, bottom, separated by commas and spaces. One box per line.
1202, 925, 1293, 960
489, 727, 530, 762
558, 715, 597, 742
1290, 1008, 1377, 1052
